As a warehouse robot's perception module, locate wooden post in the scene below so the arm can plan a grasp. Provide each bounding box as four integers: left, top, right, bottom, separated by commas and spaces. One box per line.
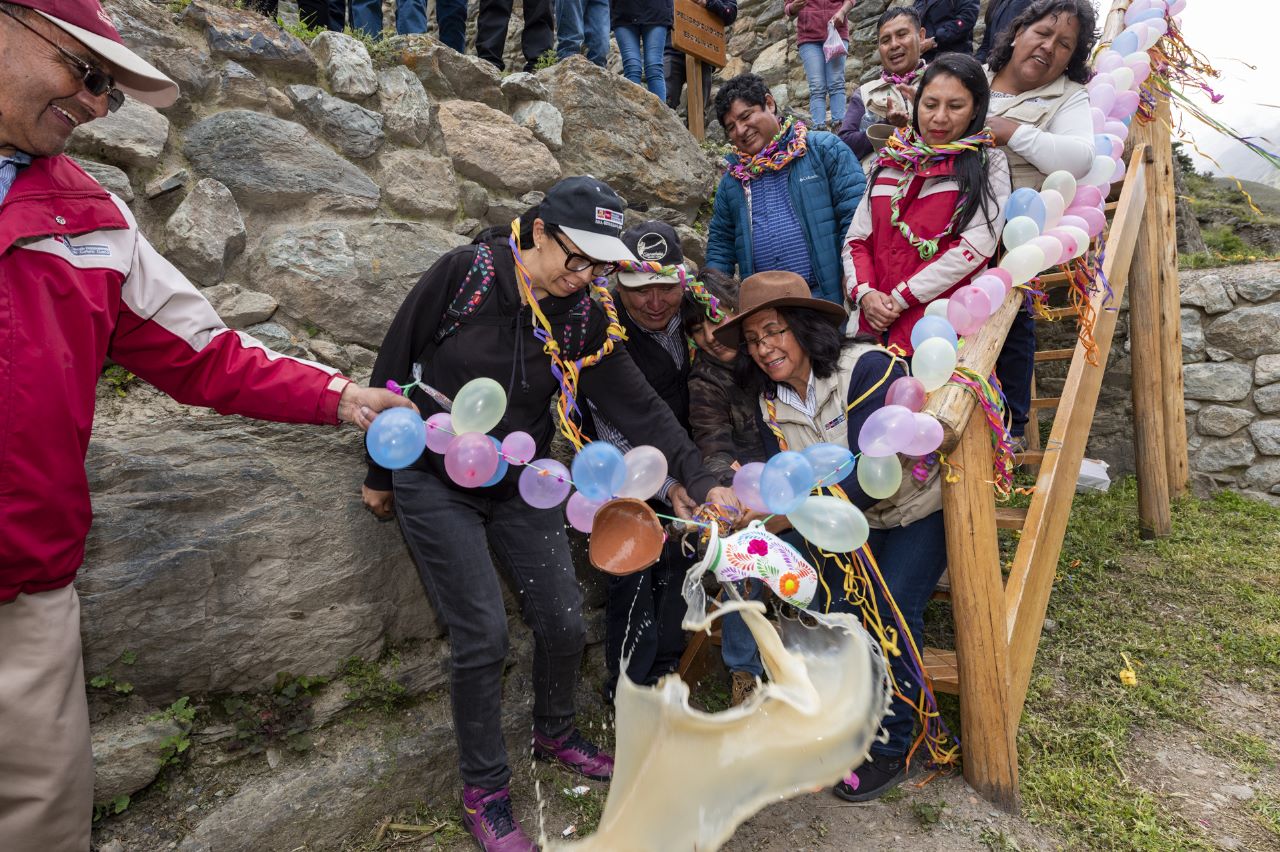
1129, 142, 1173, 538
943, 408, 1020, 812
1150, 98, 1190, 498
686, 55, 706, 142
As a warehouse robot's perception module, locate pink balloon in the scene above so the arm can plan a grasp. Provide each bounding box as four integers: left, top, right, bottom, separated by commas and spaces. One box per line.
733, 462, 769, 513
956, 284, 994, 320
425, 413, 455, 454
972, 274, 1007, 309
1087, 71, 1114, 92
1029, 234, 1066, 267
1091, 83, 1116, 114
1042, 228, 1079, 263
986, 267, 1013, 290
565, 491, 605, 533
445, 432, 500, 488
500, 430, 536, 465
518, 459, 572, 508
1129, 59, 1152, 84
947, 295, 983, 337
1075, 184, 1104, 208
902, 413, 945, 457
1090, 107, 1107, 133
885, 376, 927, 412
1073, 205, 1107, 236
858, 404, 916, 457
1059, 214, 1089, 233
1114, 89, 1140, 117
1095, 51, 1124, 73
1104, 119, 1129, 140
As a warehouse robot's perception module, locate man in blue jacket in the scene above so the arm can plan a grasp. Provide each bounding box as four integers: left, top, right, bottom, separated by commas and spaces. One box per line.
706, 74, 865, 306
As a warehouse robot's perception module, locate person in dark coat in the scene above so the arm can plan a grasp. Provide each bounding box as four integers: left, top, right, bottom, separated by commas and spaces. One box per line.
976, 0, 1032, 62
612, 0, 674, 101
664, 0, 738, 114
912, 0, 979, 59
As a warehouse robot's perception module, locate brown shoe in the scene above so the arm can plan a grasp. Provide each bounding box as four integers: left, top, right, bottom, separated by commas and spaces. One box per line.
731, 670, 759, 706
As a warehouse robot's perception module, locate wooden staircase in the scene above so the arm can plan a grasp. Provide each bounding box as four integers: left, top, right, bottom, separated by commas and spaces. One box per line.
919, 1, 1190, 809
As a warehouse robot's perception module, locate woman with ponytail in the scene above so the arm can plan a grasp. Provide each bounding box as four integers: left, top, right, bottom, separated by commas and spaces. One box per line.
842, 53, 1011, 354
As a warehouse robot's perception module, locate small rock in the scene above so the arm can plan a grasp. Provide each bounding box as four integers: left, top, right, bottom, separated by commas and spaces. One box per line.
184, 0, 317, 76
1232, 271, 1280, 303
437, 100, 560, 195
204, 284, 278, 326
1193, 434, 1257, 472
308, 339, 352, 373
218, 60, 269, 109
285, 85, 385, 159
1248, 421, 1280, 456
454, 218, 482, 236
1214, 835, 1243, 851
1204, 304, 1280, 360
1196, 405, 1254, 438
1255, 354, 1280, 387
1180, 272, 1234, 314
164, 179, 246, 285
511, 100, 564, 151
146, 169, 189, 200
245, 322, 313, 359
266, 86, 294, 117
141, 47, 217, 102
68, 98, 169, 169
1221, 784, 1255, 802
1182, 362, 1253, 403
501, 71, 549, 104
1243, 458, 1280, 492
91, 711, 185, 804
311, 31, 378, 99
99, 840, 126, 852
72, 159, 134, 202
1205, 347, 1232, 362
1042, 618, 1057, 634
377, 66, 445, 153
458, 180, 489, 219
1256, 383, 1280, 415
379, 150, 460, 220
344, 344, 377, 370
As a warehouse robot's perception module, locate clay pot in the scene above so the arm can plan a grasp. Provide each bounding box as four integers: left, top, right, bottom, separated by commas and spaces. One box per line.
867, 123, 894, 152
589, 498, 666, 575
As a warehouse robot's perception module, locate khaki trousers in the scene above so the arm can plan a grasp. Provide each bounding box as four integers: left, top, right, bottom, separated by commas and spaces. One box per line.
0, 584, 93, 851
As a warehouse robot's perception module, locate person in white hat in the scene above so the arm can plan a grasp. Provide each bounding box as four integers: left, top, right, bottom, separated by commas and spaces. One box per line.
0, 2, 408, 847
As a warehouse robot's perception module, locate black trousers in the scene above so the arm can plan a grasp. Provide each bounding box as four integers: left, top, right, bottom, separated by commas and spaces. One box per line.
603, 533, 692, 698
476, 0, 554, 71
663, 44, 714, 112
251, 0, 338, 29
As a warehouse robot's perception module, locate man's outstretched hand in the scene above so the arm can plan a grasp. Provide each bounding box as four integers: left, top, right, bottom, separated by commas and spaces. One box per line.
338, 382, 416, 431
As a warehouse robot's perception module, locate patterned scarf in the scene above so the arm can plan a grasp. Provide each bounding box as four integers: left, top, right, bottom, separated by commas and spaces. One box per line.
728, 116, 809, 185
882, 59, 926, 87
875, 126, 995, 259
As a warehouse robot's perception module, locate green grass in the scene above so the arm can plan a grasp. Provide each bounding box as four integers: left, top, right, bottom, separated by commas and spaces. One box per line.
1014, 480, 1280, 849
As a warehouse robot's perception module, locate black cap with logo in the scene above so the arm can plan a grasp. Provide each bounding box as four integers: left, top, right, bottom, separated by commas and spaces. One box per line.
539, 176, 638, 264
617, 221, 686, 287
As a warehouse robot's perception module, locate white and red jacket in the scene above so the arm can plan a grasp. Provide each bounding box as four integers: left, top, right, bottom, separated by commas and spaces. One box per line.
841, 149, 1009, 353
0, 155, 352, 602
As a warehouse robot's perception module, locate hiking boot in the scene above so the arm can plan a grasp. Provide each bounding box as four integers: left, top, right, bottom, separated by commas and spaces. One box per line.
461, 785, 537, 851
731, 670, 759, 706
532, 728, 614, 781
832, 753, 908, 802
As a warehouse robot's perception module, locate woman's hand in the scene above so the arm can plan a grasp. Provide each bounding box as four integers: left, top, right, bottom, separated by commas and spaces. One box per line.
859, 291, 902, 331
706, 486, 743, 515
987, 115, 1019, 146
362, 485, 395, 520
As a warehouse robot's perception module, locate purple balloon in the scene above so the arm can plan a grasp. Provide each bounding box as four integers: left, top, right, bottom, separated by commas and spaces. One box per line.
858, 404, 916, 458
1113, 89, 1140, 118
885, 376, 927, 413
565, 491, 605, 533
1059, 214, 1090, 233
972, 274, 1008, 310
425, 413, 455, 454
1095, 51, 1124, 73
985, 267, 1013, 291
500, 430, 536, 466
733, 462, 769, 513
1075, 184, 1104, 208
1090, 107, 1107, 133
1043, 228, 1080, 262
902, 413, 945, 457
1104, 119, 1129, 140
445, 432, 500, 488
519, 459, 572, 509
1071, 205, 1107, 237
1091, 83, 1116, 114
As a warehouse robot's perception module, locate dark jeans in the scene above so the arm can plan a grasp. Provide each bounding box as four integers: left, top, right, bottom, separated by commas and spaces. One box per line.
249, 0, 329, 25
603, 534, 692, 697
996, 307, 1036, 438
663, 44, 714, 112
436, 0, 469, 52
476, 0, 554, 71
393, 468, 584, 790
327, 0, 346, 30
806, 510, 948, 757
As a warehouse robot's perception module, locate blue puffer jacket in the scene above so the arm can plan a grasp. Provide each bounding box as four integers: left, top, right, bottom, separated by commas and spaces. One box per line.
705, 127, 866, 304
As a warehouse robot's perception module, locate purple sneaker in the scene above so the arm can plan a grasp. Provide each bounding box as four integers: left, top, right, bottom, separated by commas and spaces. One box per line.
461, 785, 537, 852
532, 728, 614, 781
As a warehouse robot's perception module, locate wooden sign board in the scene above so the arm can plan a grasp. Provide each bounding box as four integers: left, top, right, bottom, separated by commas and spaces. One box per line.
673, 0, 727, 69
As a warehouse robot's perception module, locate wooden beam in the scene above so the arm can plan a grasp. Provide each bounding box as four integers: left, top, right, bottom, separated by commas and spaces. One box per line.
996, 507, 1028, 529
1005, 149, 1149, 723
924, 648, 959, 695
944, 407, 1020, 811
1034, 348, 1075, 362
685, 54, 706, 142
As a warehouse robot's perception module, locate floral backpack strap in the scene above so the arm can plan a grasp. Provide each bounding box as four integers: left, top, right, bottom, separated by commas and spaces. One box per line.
435, 242, 497, 343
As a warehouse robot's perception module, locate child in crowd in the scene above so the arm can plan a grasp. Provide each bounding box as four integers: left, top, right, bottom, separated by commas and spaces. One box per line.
612, 0, 673, 101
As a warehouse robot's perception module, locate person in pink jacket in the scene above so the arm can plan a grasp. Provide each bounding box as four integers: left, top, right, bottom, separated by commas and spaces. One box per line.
0, 2, 406, 848
785, 0, 856, 128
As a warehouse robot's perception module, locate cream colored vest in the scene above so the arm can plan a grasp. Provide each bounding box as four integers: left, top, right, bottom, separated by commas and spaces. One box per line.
985, 69, 1086, 190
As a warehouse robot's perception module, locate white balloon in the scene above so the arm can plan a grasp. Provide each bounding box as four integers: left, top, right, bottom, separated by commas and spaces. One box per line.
1111, 66, 1135, 92
924, 298, 950, 319
1042, 170, 1077, 206
999, 244, 1047, 287
617, 445, 669, 500
1040, 189, 1066, 229
1084, 155, 1117, 187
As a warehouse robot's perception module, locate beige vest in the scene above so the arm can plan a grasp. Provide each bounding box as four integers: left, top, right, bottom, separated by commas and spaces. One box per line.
759, 344, 943, 530
985, 69, 1086, 190
858, 77, 912, 126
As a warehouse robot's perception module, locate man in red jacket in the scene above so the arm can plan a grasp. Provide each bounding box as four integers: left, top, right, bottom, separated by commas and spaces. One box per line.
0, 1, 408, 847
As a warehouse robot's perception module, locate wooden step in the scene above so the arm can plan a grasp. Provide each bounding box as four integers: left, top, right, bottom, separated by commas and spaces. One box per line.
1015, 450, 1046, 467
932, 569, 951, 600
996, 507, 1028, 529
1030, 396, 1061, 410
1038, 306, 1078, 321
1034, 347, 1074, 363
924, 647, 959, 695
1038, 271, 1071, 289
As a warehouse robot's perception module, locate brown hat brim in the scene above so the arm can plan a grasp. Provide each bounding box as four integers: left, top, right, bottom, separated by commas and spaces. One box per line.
712, 296, 848, 349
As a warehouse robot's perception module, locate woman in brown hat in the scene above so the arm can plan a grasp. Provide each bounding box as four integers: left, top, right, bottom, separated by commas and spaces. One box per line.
714, 270, 946, 803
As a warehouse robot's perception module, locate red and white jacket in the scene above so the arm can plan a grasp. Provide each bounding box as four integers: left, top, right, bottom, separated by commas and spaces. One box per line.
0, 155, 352, 602
841, 149, 1010, 354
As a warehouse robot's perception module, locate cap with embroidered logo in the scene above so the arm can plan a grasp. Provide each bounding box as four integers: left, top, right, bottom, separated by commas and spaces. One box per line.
617, 221, 686, 287
538, 176, 638, 264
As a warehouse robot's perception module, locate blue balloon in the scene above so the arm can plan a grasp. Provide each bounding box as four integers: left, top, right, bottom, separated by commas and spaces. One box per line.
1094, 133, 1115, 158
760, 451, 817, 515
802, 443, 855, 488
367, 408, 427, 470
909, 315, 959, 351
1005, 187, 1047, 231
1112, 29, 1140, 56
1132, 8, 1165, 22
482, 436, 509, 487
571, 441, 627, 502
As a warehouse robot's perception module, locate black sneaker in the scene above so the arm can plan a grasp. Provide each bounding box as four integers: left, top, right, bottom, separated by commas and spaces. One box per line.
832, 754, 907, 802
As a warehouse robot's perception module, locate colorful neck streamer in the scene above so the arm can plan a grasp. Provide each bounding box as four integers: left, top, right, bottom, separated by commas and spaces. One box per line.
613, 260, 726, 324
728, 117, 810, 185
882, 59, 926, 87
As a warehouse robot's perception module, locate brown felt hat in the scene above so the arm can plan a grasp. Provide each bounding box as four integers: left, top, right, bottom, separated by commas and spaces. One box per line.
712, 271, 847, 348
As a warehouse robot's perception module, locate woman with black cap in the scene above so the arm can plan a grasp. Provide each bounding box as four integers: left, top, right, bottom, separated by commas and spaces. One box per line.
362, 176, 738, 852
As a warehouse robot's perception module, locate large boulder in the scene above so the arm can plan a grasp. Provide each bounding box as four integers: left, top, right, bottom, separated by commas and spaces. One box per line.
183, 111, 380, 213
437, 100, 561, 195
1203, 304, 1280, 360
311, 31, 378, 99
285, 85, 386, 159
387, 34, 504, 108
92, 709, 185, 805
539, 57, 713, 216
182, 0, 317, 77
1182, 362, 1253, 403
376, 65, 445, 153
68, 98, 169, 169
81, 413, 439, 699
248, 220, 466, 347
163, 179, 247, 285
378, 150, 461, 220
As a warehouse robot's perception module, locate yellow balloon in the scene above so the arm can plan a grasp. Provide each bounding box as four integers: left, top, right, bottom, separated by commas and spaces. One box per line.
451, 377, 508, 435
912, 337, 958, 392
998, 244, 1046, 287
856, 454, 902, 500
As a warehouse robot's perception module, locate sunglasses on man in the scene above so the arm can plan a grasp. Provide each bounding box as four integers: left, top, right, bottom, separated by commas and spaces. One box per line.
1, 7, 125, 112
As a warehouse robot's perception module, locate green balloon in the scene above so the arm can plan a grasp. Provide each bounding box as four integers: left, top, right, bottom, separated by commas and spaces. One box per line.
789, 495, 870, 554
450, 377, 508, 435
856, 454, 903, 501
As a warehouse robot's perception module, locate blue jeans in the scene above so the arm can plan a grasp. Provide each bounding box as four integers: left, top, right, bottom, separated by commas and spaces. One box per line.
720, 579, 767, 677
797, 40, 848, 125
349, 0, 426, 36
556, 0, 610, 66
996, 307, 1036, 438
614, 24, 668, 101
393, 468, 584, 790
